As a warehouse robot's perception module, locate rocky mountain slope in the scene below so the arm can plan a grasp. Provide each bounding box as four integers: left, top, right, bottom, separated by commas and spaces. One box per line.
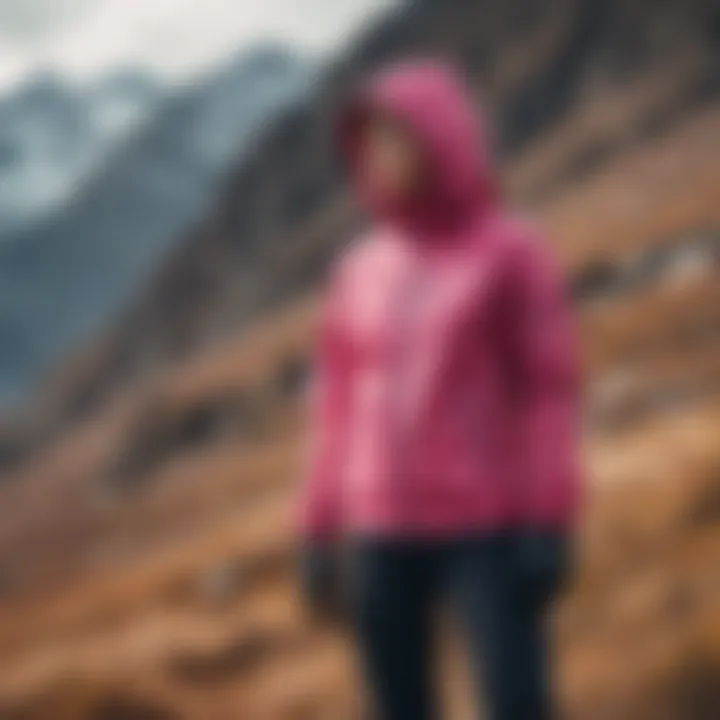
0, 0, 718, 717
8, 0, 715, 443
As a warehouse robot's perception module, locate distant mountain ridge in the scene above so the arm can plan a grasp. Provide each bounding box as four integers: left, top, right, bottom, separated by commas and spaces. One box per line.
0, 69, 162, 239
0, 45, 313, 406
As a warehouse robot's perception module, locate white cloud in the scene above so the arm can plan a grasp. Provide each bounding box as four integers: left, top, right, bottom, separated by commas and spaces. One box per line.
0, 0, 395, 92
0, 0, 93, 39
0, 43, 26, 90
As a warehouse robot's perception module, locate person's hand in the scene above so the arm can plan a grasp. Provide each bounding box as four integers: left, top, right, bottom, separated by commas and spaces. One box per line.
516, 531, 572, 604
298, 543, 346, 622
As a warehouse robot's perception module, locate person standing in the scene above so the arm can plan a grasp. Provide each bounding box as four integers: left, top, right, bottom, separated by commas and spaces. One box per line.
296, 59, 581, 720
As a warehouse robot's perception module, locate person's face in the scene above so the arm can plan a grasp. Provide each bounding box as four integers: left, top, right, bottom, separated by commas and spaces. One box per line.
357, 115, 424, 202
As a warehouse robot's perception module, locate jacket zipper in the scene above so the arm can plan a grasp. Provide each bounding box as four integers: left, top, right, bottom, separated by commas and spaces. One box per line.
389, 252, 429, 485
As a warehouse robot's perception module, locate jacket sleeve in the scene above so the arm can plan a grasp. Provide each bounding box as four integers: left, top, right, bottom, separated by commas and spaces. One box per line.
501, 232, 583, 528
295, 269, 353, 541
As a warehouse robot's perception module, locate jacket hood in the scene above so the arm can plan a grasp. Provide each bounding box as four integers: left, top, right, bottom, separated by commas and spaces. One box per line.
337, 60, 497, 231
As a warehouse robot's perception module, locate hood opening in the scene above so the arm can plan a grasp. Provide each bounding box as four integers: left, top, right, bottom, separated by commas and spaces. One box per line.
336, 60, 498, 231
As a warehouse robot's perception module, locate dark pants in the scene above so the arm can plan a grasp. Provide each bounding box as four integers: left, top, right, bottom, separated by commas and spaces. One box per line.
350, 534, 560, 720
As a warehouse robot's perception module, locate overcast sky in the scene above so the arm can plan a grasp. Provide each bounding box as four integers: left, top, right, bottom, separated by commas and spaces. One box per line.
0, 0, 395, 92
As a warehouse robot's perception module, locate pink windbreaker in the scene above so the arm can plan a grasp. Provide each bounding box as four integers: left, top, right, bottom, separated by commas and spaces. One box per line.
297, 61, 581, 540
